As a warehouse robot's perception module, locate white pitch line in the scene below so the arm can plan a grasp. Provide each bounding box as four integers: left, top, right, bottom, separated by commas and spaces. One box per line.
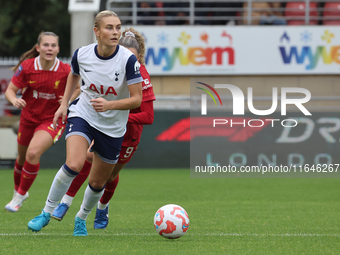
0, 233, 156, 236
0, 233, 339, 237
204, 233, 340, 237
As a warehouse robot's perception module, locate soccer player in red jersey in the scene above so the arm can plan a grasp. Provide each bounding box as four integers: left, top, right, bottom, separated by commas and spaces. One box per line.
52, 28, 155, 229
4, 31, 80, 212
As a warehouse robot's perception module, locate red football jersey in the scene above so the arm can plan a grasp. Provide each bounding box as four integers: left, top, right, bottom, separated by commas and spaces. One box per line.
122, 64, 156, 146
11, 57, 70, 126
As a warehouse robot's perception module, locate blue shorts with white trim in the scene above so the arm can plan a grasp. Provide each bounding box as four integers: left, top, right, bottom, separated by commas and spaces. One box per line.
65, 117, 124, 164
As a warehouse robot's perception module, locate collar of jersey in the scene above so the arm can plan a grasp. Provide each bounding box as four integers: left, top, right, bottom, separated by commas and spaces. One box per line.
34, 56, 60, 71
94, 45, 119, 60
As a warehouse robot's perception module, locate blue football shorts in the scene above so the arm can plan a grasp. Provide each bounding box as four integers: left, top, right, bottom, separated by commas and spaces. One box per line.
65, 117, 124, 164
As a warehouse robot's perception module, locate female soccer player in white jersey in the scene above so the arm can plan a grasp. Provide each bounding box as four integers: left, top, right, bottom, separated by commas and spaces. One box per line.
51, 28, 155, 229
28, 10, 143, 236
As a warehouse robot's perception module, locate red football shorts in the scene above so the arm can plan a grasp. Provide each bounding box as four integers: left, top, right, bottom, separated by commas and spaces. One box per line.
118, 145, 138, 164
17, 120, 66, 146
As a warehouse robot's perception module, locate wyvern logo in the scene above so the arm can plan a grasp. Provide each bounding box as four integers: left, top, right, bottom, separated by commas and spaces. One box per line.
145, 47, 235, 71
199, 84, 311, 116
279, 30, 339, 70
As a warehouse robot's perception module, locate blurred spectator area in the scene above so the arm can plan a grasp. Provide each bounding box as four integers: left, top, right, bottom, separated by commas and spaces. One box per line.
105, 0, 340, 25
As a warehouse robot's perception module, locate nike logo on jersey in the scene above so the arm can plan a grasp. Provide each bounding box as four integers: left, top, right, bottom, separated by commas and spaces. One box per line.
84, 69, 92, 72
29, 81, 36, 83
131, 139, 137, 142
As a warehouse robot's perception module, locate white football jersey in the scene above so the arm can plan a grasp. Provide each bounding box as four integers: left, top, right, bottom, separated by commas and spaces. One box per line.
68, 44, 143, 137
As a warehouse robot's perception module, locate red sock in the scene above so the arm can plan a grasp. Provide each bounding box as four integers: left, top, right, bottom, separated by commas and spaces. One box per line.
66, 160, 92, 197
100, 175, 119, 204
17, 162, 40, 195
14, 160, 23, 191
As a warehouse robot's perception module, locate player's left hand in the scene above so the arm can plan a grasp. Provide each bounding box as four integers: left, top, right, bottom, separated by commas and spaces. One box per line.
90, 97, 110, 112
58, 96, 63, 104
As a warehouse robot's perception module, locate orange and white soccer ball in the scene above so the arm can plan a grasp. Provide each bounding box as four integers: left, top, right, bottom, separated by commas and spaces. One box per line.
154, 204, 189, 239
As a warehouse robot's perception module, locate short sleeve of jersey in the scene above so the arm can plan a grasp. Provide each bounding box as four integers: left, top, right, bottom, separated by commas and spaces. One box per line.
11, 64, 27, 89
125, 55, 143, 85
71, 48, 80, 75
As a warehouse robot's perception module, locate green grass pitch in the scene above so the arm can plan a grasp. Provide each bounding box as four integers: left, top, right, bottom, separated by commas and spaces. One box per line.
0, 168, 339, 254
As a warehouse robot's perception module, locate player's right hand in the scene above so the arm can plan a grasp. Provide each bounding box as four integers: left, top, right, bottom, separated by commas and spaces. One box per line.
53, 105, 67, 130
13, 98, 26, 109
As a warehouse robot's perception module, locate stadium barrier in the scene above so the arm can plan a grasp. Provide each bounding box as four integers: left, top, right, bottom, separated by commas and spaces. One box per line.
37, 110, 190, 169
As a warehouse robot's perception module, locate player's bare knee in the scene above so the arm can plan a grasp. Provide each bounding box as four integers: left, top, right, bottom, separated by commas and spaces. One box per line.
89, 180, 106, 190
25, 148, 41, 163
65, 160, 84, 173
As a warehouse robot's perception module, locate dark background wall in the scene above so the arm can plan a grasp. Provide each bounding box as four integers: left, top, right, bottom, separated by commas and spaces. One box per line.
40, 110, 190, 169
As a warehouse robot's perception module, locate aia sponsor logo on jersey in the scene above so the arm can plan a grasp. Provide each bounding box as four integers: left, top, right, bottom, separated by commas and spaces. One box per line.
89, 84, 117, 96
